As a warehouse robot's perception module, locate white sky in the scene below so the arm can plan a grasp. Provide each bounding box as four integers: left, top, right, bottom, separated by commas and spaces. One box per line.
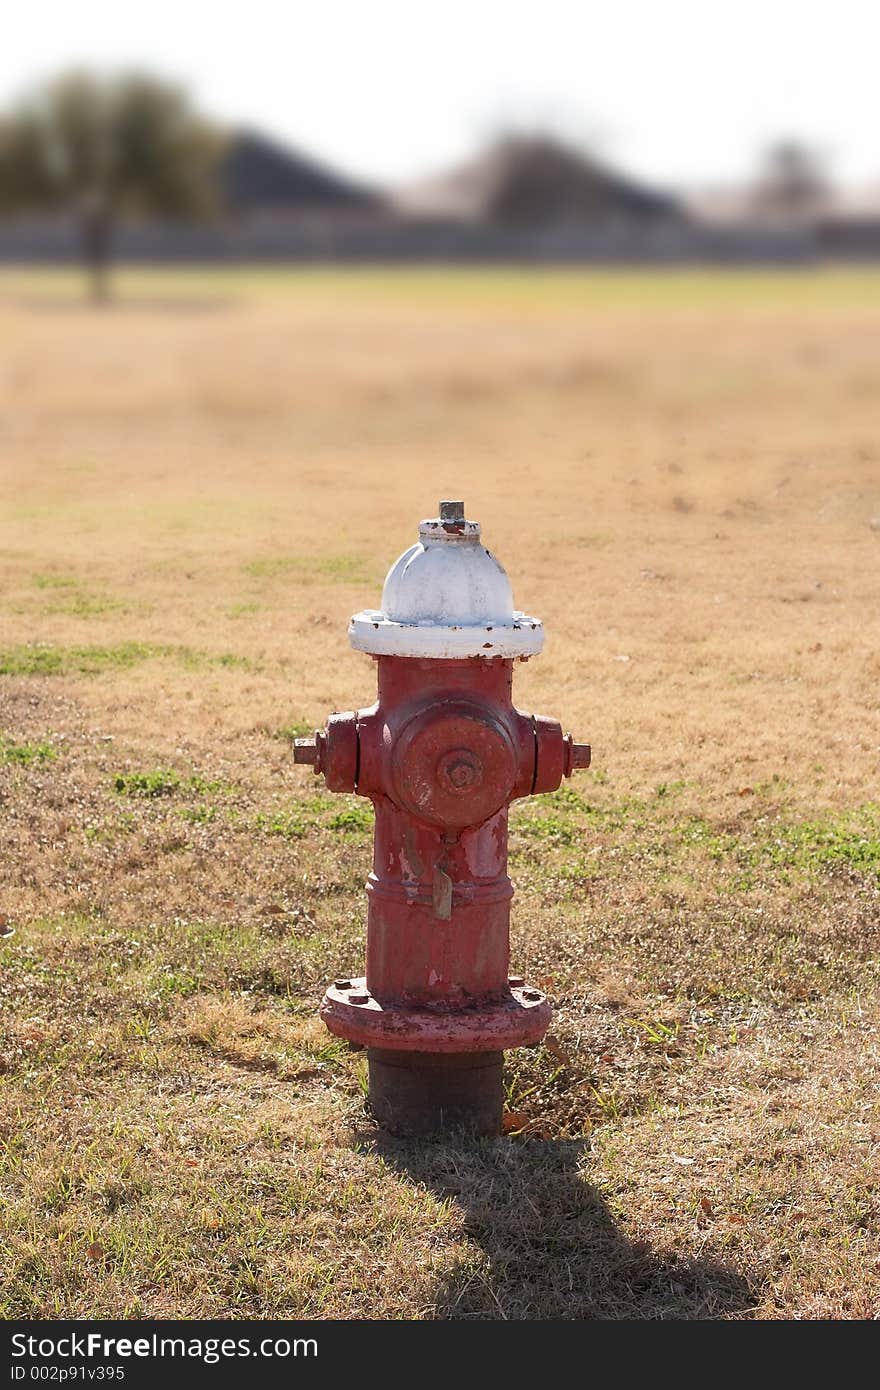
3, 1, 879, 190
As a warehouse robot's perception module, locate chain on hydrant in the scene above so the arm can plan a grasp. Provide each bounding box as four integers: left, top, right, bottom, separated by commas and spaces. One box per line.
293, 501, 591, 1136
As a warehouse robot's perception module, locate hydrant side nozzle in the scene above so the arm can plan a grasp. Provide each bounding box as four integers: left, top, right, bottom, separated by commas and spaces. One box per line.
293, 715, 358, 792
572, 742, 592, 770
293, 730, 329, 777
293, 736, 318, 765
563, 735, 592, 777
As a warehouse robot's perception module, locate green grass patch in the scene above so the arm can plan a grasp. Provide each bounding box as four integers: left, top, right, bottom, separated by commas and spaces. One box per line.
29, 574, 129, 618
673, 816, 740, 860
758, 806, 880, 878
277, 721, 315, 742
243, 554, 370, 583
255, 793, 373, 841
0, 643, 250, 677
32, 572, 77, 590
327, 805, 374, 834
112, 769, 232, 799
512, 784, 880, 887
113, 769, 182, 798
255, 808, 309, 839
0, 735, 57, 766
43, 591, 125, 619
677, 805, 880, 882
0, 643, 152, 677
84, 814, 137, 844
178, 804, 218, 825
516, 813, 579, 844
514, 781, 659, 845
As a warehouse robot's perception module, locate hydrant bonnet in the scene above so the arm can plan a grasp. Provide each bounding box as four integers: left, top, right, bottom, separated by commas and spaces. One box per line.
349, 500, 544, 660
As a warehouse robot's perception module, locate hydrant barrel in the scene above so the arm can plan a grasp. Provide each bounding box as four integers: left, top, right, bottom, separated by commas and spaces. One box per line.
296, 502, 591, 1137
363, 654, 518, 1007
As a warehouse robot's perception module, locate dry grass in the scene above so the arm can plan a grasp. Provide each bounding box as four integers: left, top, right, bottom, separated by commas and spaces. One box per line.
0, 265, 878, 1320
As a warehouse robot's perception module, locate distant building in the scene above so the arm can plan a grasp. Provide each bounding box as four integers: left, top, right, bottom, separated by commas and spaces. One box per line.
748, 141, 832, 227
220, 130, 380, 216
2, 124, 880, 265
395, 134, 680, 228
686, 179, 880, 262
816, 185, 880, 259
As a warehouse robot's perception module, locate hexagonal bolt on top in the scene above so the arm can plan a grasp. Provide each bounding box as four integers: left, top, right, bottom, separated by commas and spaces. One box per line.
439, 499, 466, 532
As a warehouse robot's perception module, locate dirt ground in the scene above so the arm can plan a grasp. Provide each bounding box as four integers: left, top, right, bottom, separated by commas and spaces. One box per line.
1, 266, 878, 1319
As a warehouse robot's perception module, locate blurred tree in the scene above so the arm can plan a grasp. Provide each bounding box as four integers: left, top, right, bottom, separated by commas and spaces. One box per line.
0, 70, 225, 301
752, 141, 831, 225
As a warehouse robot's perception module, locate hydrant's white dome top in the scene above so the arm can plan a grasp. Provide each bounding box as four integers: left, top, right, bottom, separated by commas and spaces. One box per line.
349, 503, 544, 659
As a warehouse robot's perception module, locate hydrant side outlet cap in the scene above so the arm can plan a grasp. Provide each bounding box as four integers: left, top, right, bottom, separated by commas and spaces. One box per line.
349, 504, 544, 659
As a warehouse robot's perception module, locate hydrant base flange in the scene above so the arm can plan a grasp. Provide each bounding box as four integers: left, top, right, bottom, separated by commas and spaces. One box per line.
321, 977, 552, 1053
367, 1048, 504, 1137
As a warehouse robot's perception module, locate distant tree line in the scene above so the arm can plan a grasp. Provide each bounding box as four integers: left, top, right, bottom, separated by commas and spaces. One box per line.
0, 70, 225, 301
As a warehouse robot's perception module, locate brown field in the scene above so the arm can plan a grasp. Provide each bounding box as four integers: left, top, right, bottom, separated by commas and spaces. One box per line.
1, 265, 878, 1320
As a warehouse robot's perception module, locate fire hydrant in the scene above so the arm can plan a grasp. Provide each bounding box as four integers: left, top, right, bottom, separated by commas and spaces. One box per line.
294, 501, 590, 1136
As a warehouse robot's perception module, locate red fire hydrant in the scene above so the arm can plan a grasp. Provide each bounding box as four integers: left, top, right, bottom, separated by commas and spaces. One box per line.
294, 501, 590, 1136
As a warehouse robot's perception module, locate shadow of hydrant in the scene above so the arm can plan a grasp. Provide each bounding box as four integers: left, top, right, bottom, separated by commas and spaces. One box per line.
365, 1133, 756, 1319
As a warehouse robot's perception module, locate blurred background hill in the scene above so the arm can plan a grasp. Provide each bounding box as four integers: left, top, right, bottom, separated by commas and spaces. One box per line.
2, 65, 880, 277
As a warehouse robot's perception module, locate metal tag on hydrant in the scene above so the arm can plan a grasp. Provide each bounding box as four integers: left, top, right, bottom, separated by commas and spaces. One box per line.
293, 502, 591, 1137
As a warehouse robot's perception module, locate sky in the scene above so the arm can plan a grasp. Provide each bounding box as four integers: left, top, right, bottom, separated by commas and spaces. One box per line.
3, 0, 879, 191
